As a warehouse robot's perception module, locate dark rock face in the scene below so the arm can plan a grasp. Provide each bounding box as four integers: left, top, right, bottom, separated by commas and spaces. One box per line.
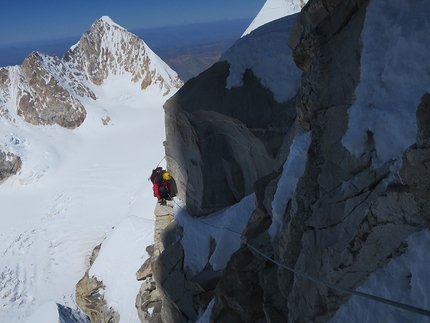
0, 150, 22, 184
57, 303, 91, 323
165, 61, 297, 216
399, 93, 430, 228
155, 1, 430, 323
208, 1, 430, 323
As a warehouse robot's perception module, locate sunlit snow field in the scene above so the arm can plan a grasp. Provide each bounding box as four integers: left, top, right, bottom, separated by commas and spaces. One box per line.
0, 74, 168, 322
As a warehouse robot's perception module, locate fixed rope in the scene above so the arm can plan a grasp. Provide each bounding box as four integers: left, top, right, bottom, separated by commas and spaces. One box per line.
155, 156, 166, 168
167, 195, 430, 318
244, 242, 430, 318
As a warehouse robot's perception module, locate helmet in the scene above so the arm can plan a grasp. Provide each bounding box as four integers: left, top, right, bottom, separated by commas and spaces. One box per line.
163, 171, 171, 181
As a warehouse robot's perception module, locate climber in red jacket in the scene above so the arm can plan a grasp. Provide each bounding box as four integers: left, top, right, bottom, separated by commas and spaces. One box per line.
150, 167, 172, 205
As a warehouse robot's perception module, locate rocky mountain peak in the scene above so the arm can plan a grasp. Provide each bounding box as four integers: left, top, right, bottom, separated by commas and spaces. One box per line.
63, 16, 183, 95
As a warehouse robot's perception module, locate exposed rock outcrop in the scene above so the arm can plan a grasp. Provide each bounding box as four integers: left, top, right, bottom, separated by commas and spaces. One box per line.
0, 150, 22, 184
135, 203, 175, 323
0, 52, 92, 129
136, 202, 224, 323
17, 52, 88, 128
75, 244, 120, 323
399, 93, 430, 227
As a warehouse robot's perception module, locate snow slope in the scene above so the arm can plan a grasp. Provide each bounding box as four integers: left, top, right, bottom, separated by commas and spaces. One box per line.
0, 47, 176, 323
342, 0, 430, 166
241, 0, 306, 37
222, 13, 302, 103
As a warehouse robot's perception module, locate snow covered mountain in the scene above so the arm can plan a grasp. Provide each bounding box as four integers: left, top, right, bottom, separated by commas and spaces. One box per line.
0, 16, 181, 323
63, 16, 182, 96
242, 0, 308, 37
0, 16, 182, 131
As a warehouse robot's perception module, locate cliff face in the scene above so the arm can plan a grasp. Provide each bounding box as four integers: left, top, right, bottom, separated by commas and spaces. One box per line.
214, 0, 430, 321
159, 0, 430, 322
164, 14, 300, 217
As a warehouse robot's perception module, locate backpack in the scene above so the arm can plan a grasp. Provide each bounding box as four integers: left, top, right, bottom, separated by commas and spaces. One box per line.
150, 167, 164, 184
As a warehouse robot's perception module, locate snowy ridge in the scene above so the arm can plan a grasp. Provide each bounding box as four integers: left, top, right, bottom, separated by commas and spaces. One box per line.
242, 0, 306, 37
89, 216, 154, 322
222, 14, 301, 103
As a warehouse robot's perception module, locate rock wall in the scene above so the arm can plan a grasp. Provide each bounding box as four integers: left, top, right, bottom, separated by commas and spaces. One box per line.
135, 201, 221, 323
210, 1, 430, 322
154, 0, 430, 322
135, 203, 175, 323
164, 60, 297, 216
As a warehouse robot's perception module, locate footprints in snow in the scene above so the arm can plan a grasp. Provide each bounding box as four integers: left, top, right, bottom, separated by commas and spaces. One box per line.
19, 166, 48, 185
46, 190, 70, 219
2, 229, 38, 256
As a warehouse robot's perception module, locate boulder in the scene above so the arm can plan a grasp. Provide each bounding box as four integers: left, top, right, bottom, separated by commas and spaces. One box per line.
0, 150, 22, 184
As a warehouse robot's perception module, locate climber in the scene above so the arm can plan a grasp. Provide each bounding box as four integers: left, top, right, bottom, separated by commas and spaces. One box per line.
150, 167, 172, 205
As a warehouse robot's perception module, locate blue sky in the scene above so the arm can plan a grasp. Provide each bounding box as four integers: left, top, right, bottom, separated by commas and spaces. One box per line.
1, 0, 264, 46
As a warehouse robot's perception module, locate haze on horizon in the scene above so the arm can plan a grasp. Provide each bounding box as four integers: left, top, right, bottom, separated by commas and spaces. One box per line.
0, 0, 264, 47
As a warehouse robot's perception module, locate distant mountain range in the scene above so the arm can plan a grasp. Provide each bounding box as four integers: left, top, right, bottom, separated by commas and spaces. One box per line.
0, 19, 252, 82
